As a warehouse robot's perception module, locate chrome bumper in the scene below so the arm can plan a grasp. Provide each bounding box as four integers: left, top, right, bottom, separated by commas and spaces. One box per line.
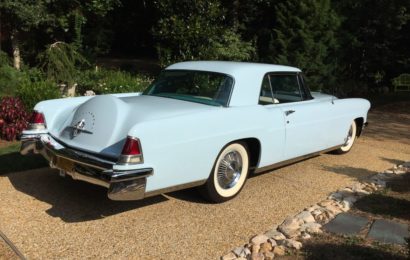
20, 134, 153, 201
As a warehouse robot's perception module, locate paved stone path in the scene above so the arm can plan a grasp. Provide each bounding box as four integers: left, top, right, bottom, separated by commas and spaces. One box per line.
324, 213, 409, 245
324, 213, 369, 235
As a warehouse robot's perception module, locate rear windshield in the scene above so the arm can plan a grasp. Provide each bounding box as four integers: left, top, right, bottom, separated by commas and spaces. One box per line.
143, 70, 234, 107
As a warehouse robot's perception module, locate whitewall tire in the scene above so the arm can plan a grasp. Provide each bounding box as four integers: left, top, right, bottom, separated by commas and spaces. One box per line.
200, 142, 249, 202
335, 121, 357, 154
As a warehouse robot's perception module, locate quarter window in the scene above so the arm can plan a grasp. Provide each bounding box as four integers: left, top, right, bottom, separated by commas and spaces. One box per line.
258, 75, 275, 105
269, 74, 303, 103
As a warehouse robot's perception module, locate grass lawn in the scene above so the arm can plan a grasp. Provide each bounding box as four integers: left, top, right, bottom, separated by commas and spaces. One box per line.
0, 141, 47, 175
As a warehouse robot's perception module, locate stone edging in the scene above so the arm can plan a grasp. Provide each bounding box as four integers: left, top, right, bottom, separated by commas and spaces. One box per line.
221, 162, 410, 260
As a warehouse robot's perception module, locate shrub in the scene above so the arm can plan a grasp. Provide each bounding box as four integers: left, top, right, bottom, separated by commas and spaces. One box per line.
0, 97, 30, 141
153, 0, 255, 66
76, 69, 152, 95
0, 51, 26, 97
16, 80, 61, 110
40, 42, 89, 85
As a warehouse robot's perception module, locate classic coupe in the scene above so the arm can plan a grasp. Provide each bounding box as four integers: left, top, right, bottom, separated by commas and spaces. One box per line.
20, 61, 370, 202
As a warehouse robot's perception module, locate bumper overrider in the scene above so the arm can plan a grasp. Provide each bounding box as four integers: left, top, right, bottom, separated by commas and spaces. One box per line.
20, 133, 153, 201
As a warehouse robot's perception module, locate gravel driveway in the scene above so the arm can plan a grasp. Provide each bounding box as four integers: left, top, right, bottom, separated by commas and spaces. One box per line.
0, 105, 409, 259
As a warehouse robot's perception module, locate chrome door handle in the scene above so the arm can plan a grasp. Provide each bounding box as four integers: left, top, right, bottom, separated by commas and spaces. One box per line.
285, 110, 295, 116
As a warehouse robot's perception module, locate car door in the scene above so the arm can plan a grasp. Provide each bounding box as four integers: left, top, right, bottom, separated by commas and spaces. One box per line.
256, 75, 287, 167
268, 73, 333, 160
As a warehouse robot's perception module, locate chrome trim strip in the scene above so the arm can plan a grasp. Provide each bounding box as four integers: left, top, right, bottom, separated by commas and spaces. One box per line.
63, 169, 110, 188
254, 145, 343, 174
117, 154, 143, 165
109, 168, 153, 182
28, 123, 46, 130
144, 179, 207, 198
20, 134, 42, 141
43, 145, 113, 171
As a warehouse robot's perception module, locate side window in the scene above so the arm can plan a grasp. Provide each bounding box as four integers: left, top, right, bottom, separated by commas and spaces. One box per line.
298, 74, 312, 100
269, 74, 303, 103
258, 75, 275, 105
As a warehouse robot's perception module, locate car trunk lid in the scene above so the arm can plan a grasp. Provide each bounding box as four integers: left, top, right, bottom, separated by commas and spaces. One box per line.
52, 95, 215, 158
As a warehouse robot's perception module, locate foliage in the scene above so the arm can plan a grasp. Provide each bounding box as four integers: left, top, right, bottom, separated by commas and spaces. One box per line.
76, 69, 152, 95
0, 51, 11, 66
39, 41, 89, 87
1, 48, 62, 108
153, 0, 255, 66
0, 61, 24, 96
0, 53, 47, 97
1, 0, 410, 95
207, 30, 255, 61
267, 0, 340, 91
0, 97, 30, 141
334, 0, 410, 90
16, 80, 61, 110
0, 0, 47, 32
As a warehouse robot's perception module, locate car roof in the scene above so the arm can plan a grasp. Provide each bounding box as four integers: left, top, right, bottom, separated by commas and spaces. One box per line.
165, 61, 302, 107
166, 61, 301, 76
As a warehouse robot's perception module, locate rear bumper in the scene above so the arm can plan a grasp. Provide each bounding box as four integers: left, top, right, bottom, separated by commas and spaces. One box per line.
20, 133, 153, 201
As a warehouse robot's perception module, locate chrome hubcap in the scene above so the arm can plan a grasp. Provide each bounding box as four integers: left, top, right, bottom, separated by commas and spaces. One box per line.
344, 125, 354, 147
217, 151, 242, 189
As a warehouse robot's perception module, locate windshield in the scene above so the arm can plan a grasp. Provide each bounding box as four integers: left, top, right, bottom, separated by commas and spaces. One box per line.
143, 70, 234, 107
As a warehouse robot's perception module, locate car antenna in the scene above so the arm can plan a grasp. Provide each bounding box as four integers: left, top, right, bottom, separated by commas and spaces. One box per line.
331, 84, 336, 104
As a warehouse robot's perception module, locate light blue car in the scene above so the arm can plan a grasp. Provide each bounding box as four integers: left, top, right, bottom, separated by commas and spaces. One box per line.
20, 61, 370, 202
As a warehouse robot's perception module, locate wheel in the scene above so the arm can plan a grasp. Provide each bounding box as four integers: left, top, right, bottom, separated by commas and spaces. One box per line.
334, 121, 357, 154
200, 142, 249, 203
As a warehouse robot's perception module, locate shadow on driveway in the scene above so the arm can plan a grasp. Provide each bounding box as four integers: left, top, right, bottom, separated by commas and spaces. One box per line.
0, 152, 47, 175
5, 168, 168, 223
321, 165, 376, 181
380, 157, 406, 166
354, 194, 410, 221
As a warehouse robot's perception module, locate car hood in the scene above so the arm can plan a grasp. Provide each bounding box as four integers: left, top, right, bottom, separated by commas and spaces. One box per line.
51, 95, 217, 158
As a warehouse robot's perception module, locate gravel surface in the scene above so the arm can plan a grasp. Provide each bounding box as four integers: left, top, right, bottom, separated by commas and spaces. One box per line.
0, 237, 19, 260
0, 106, 409, 259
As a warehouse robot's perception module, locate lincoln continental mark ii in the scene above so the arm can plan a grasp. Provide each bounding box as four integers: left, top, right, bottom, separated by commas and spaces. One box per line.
20, 61, 371, 202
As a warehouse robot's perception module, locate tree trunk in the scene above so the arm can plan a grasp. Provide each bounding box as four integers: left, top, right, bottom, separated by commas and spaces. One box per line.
232, 0, 239, 29
67, 83, 77, 97
10, 30, 21, 70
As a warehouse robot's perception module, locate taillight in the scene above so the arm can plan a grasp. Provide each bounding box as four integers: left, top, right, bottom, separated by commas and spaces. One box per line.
28, 111, 46, 130
118, 136, 143, 164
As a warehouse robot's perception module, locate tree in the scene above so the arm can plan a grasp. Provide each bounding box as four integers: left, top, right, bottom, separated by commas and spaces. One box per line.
335, 0, 410, 91
40, 0, 120, 55
220, 0, 275, 60
0, 0, 48, 69
39, 41, 88, 96
0, 0, 120, 69
153, 0, 254, 66
266, 0, 340, 91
